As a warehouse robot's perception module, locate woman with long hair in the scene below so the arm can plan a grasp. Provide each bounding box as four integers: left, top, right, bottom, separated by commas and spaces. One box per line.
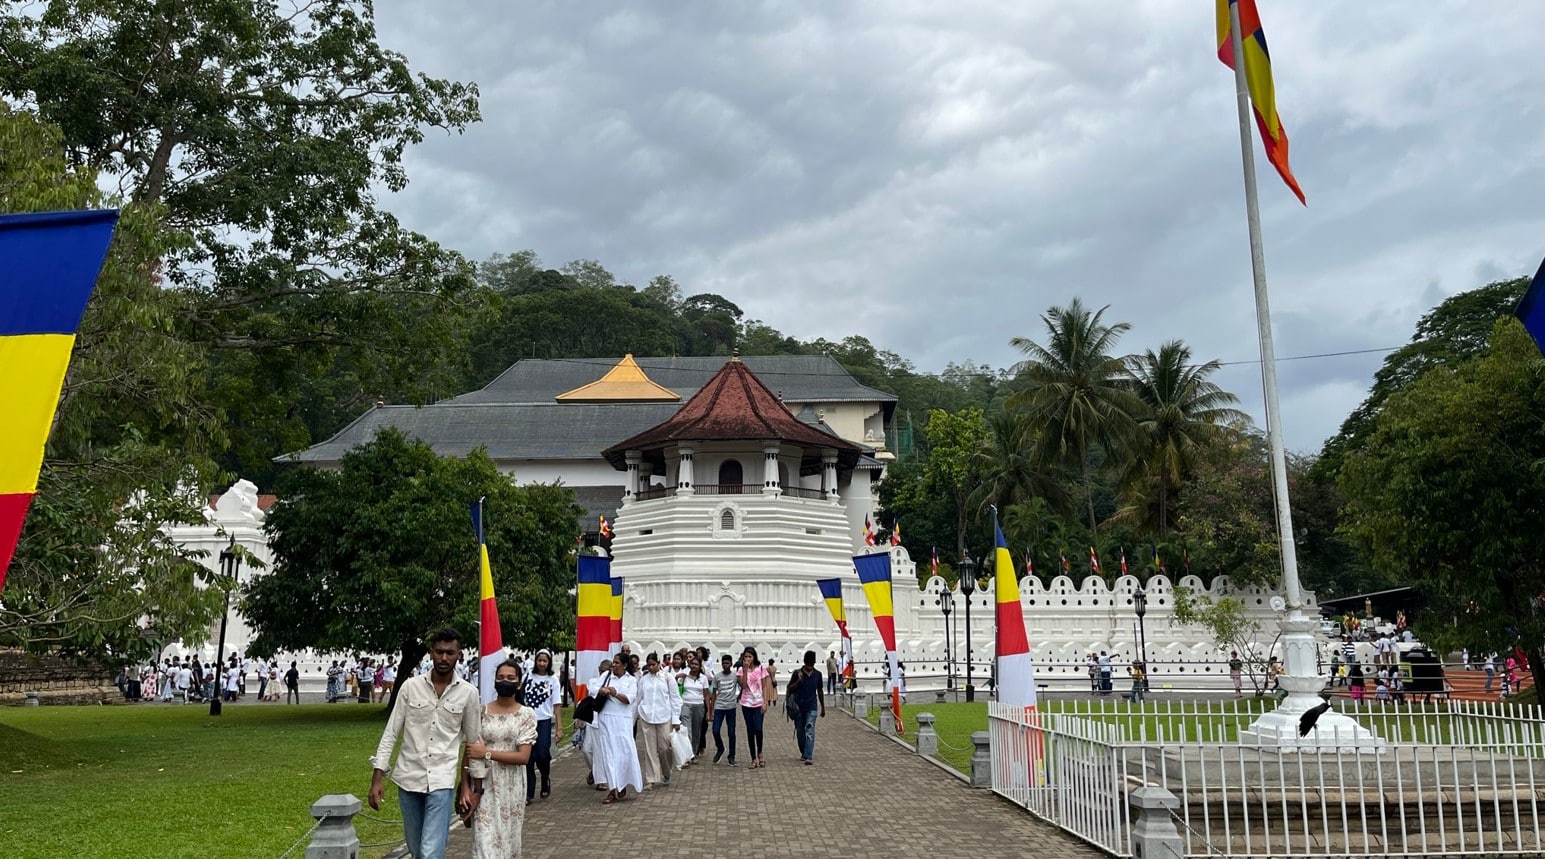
679, 655, 711, 765
523, 650, 560, 803
465, 659, 537, 858
737, 648, 772, 769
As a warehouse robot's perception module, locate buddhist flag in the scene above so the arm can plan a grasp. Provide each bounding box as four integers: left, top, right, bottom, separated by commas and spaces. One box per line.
1025, 552, 1034, 578
599, 515, 613, 541
1060, 552, 1070, 574
854, 551, 904, 733
890, 518, 902, 547
0, 210, 120, 593
863, 514, 876, 546
930, 546, 939, 577
1217, 0, 1305, 205
1515, 255, 1545, 355
817, 578, 851, 643
1089, 546, 1101, 573
992, 508, 1037, 708
470, 498, 504, 705
575, 553, 612, 700
609, 574, 624, 654
1120, 549, 1129, 577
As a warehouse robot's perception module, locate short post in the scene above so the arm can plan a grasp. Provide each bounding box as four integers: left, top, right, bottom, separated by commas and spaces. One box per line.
854, 693, 868, 719
970, 730, 992, 787
23, 691, 39, 707
915, 712, 938, 756
879, 703, 895, 734
307, 793, 362, 859
935, 689, 947, 704
1129, 785, 1184, 859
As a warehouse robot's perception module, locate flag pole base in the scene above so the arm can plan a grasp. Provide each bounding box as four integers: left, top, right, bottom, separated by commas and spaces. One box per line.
1241, 613, 1383, 753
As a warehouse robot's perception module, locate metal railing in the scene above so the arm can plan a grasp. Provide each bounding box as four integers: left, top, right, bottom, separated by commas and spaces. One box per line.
629, 484, 834, 501
989, 698, 1545, 857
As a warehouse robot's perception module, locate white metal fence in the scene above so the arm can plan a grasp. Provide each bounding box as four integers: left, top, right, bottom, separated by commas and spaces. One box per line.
989, 698, 1545, 857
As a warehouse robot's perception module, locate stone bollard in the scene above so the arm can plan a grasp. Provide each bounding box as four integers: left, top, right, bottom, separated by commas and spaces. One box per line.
307, 793, 362, 859
935, 689, 947, 704
970, 730, 992, 787
23, 691, 39, 707
878, 703, 895, 734
915, 712, 938, 756
1129, 785, 1184, 859
854, 694, 868, 719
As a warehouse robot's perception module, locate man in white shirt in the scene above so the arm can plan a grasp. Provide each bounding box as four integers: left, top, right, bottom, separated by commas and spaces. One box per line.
239, 656, 251, 698
175, 664, 192, 703
369, 629, 484, 859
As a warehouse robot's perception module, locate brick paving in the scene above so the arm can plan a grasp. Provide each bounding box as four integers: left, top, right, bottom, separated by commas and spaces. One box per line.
441, 708, 1102, 858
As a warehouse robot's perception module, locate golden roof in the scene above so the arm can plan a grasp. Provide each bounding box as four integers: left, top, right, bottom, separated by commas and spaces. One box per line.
554, 354, 681, 403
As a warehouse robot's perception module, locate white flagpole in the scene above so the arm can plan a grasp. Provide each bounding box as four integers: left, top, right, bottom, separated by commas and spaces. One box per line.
1228, 2, 1378, 748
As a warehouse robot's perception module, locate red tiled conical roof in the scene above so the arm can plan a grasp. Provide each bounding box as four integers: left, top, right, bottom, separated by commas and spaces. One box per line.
601, 358, 863, 472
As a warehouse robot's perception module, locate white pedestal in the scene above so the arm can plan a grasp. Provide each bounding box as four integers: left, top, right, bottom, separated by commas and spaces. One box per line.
1240, 613, 1383, 753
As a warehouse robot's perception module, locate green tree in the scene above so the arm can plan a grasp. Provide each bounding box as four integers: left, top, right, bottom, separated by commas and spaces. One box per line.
0, 105, 225, 657
1172, 589, 1273, 695
969, 410, 1069, 519
1120, 341, 1246, 534
1338, 319, 1545, 690
920, 408, 991, 559
243, 428, 582, 708
1008, 298, 1143, 529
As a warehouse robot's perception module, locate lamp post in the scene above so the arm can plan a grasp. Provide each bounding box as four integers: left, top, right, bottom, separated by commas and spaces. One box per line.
1133, 585, 1148, 693
959, 556, 977, 703
939, 584, 954, 691
209, 538, 241, 716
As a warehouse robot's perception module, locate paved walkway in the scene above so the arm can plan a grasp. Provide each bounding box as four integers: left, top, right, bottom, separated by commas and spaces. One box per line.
442, 708, 1102, 858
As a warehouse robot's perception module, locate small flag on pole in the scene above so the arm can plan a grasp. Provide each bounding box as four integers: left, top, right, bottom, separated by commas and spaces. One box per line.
471, 498, 504, 705
930, 546, 939, 577
1515, 255, 1545, 355
1217, 0, 1306, 205
890, 518, 902, 547
1025, 552, 1034, 578
1089, 547, 1101, 573
1060, 552, 1070, 574
1154, 545, 1166, 573
599, 515, 613, 541
863, 514, 876, 547
1120, 549, 1129, 577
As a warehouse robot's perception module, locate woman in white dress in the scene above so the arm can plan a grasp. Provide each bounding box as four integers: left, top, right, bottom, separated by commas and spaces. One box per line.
466, 660, 537, 858
594, 656, 643, 803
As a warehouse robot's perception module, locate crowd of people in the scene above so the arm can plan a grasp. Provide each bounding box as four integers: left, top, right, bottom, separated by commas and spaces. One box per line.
368, 631, 832, 858
118, 654, 299, 704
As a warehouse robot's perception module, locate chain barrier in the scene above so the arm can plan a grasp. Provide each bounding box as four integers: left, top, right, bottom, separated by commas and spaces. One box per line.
1167, 807, 1225, 856
274, 812, 329, 859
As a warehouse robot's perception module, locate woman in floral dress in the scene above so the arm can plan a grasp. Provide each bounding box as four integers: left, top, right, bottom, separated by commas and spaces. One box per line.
466, 660, 538, 858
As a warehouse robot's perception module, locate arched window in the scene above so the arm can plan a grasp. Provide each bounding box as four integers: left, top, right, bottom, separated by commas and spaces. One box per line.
720, 509, 736, 531
718, 459, 743, 490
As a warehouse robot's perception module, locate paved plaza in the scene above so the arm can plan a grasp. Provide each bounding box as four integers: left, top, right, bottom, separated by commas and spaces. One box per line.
440, 708, 1102, 858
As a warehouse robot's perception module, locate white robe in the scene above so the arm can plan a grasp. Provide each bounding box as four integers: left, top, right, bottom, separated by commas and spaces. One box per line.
584, 673, 608, 780
594, 672, 644, 794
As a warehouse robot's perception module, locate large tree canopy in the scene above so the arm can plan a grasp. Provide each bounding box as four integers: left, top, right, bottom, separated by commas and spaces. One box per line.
242, 429, 582, 704
1339, 320, 1545, 685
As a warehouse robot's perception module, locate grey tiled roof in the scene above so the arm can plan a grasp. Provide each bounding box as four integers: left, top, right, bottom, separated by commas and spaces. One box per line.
573, 485, 625, 531
447, 355, 897, 406
279, 402, 682, 465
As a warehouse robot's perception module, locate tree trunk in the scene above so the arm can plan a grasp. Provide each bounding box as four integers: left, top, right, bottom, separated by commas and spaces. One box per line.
385, 638, 428, 716
1158, 481, 1169, 535
1083, 461, 1096, 530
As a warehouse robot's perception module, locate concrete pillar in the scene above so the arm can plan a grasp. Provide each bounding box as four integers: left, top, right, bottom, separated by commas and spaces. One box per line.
23, 691, 38, 707
821, 449, 838, 499
762, 442, 781, 496
970, 731, 992, 787
853, 694, 867, 719
915, 712, 938, 756
879, 703, 895, 734
306, 793, 361, 859
1129, 785, 1184, 859
675, 444, 695, 496
624, 451, 641, 502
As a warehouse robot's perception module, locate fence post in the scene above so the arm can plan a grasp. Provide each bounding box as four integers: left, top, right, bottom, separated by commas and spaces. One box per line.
854, 693, 868, 719
915, 712, 938, 755
970, 730, 992, 787
879, 702, 895, 734
23, 691, 39, 707
1129, 785, 1183, 859
306, 793, 362, 859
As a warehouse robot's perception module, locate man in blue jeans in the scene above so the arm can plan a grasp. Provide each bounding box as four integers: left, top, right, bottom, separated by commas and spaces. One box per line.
710, 654, 740, 765
789, 650, 826, 764
369, 628, 484, 859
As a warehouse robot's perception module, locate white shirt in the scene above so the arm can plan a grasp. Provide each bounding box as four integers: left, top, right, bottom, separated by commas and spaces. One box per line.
225, 668, 239, 691
679, 672, 710, 707
383, 665, 397, 683
176, 667, 191, 689
371, 673, 484, 793
524, 674, 559, 721
635, 669, 681, 725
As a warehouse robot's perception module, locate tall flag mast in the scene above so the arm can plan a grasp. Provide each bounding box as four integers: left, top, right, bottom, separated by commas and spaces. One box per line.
471, 498, 504, 705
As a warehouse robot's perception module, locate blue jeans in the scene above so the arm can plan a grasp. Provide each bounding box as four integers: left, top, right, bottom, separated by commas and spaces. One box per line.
741, 705, 765, 760
796, 706, 818, 760
398, 787, 454, 859
526, 718, 552, 801
712, 707, 738, 761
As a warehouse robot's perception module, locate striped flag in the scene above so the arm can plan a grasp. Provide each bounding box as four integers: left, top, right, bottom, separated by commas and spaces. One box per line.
863, 514, 876, 546
470, 498, 504, 705
890, 518, 902, 547
1154, 545, 1166, 573
930, 546, 939, 577
993, 508, 1037, 708
1060, 551, 1070, 574
1089, 546, 1101, 573
0, 210, 119, 592
599, 515, 613, 541
1518, 256, 1545, 354
609, 574, 624, 654
1217, 0, 1306, 205
854, 551, 904, 733
817, 578, 851, 644
574, 553, 612, 701
1025, 552, 1034, 578
1120, 549, 1129, 577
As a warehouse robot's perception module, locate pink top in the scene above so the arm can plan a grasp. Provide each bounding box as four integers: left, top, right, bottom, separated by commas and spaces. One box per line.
738, 665, 769, 708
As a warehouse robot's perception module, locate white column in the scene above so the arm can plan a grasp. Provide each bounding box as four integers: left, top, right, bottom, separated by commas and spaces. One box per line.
675, 444, 695, 496
762, 442, 782, 496
624, 451, 641, 503
821, 449, 838, 500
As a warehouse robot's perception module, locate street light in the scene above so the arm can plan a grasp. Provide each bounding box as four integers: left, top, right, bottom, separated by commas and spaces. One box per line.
959, 556, 977, 703
210, 538, 241, 716
1133, 584, 1149, 693
938, 583, 954, 691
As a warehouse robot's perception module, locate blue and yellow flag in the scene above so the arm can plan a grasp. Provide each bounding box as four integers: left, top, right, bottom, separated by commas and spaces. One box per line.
1515, 256, 1545, 355
0, 210, 119, 592
1217, 0, 1306, 205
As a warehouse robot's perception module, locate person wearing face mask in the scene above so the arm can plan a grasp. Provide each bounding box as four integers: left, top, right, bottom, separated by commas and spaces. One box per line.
464, 660, 537, 858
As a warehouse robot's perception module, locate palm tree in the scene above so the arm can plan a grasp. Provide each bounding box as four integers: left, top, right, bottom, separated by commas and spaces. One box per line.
968, 410, 1071, 518
1008, 299, 1143, 529
1122, 340, 1248, 533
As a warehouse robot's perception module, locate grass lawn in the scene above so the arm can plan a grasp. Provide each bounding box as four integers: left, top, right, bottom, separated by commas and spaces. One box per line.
3, 703, 408, 859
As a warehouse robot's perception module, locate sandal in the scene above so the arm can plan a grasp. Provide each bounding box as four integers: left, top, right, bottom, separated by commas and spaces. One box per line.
602, 792, 619, 805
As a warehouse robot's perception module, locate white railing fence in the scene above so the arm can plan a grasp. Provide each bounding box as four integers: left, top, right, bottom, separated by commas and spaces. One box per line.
989, 699, 1545, 857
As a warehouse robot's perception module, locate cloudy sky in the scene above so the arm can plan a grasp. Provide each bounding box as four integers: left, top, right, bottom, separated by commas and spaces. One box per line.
371, 1, 1545, 453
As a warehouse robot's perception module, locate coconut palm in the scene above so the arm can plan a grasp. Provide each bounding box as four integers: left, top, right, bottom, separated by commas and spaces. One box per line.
1007, 299, 1143, 529
1122, 340, 1248, 533
968, 410, 1072, 519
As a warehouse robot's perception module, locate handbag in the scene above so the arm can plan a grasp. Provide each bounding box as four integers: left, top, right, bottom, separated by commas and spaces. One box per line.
670, 726, 694, 768
573, 691, 606, 724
